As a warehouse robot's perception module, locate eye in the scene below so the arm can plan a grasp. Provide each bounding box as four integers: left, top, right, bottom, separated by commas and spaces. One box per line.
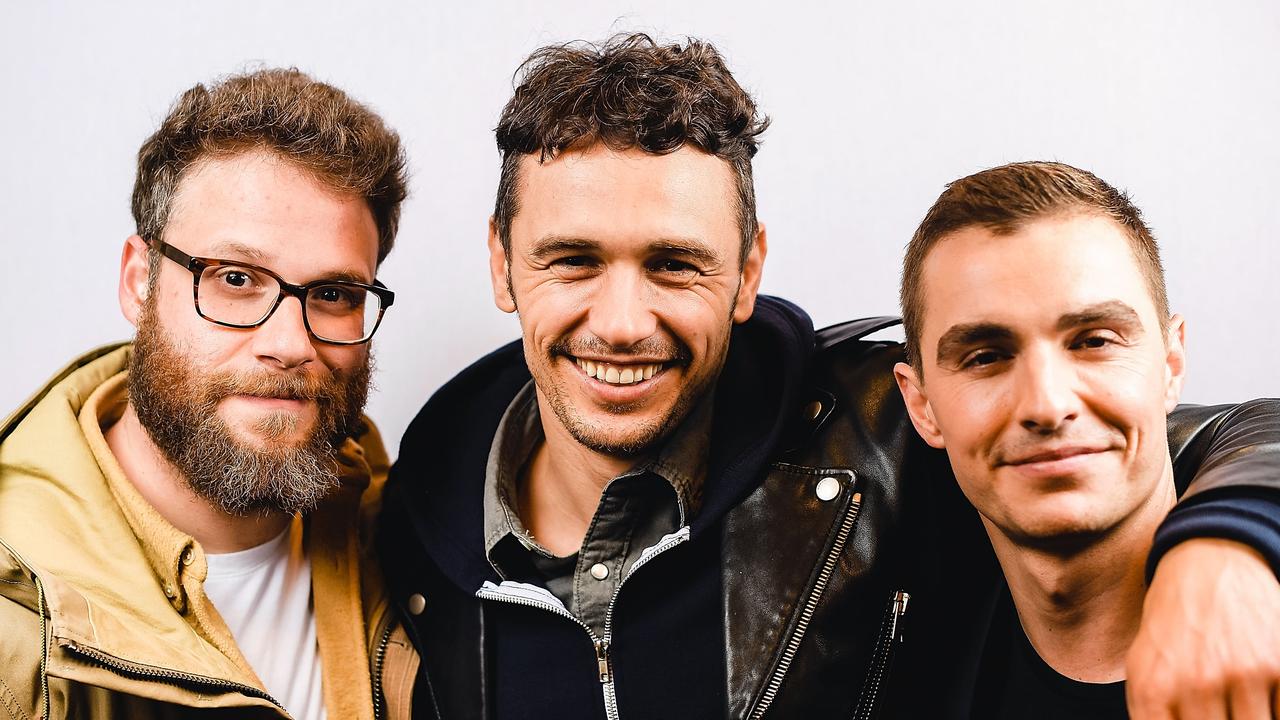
208, 266, 267, 294
1071, 330, 1122, 351
548, 255, 600, 279
648, 258, 699, 281
961, 349, 1010, 369
312, 285, 364, 308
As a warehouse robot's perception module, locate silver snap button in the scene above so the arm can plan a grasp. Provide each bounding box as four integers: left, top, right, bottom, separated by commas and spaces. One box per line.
589, 563, 610, 581
407, 593, 426, 616
815, 476, 841, 502
163, 583, 177, 599
181, 549, 194, 566
804, 400, 823, 420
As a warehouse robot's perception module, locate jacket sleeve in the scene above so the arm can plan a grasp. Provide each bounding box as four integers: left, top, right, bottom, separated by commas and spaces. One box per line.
1150, 400, 1280, 578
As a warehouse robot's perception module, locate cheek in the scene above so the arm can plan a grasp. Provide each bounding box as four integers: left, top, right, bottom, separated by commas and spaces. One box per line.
932, 380, 1009, 457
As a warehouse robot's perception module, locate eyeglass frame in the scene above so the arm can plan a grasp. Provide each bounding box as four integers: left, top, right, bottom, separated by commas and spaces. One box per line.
145, 237, 395, 346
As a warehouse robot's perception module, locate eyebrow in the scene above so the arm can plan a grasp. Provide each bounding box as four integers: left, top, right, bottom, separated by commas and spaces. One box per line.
209, 241, 372, 285
527, 235, 723, 266
1055, 300, 1144, 336
935, 323, 1015, 365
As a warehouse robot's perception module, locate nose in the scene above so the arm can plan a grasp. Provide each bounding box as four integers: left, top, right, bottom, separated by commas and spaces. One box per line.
250, 295, 318, 370
586, 268, 658, 349
1015, 346, 1081, 434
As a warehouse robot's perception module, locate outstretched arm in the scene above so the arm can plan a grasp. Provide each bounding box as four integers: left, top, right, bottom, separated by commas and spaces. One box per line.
1128, 400, 1280, 720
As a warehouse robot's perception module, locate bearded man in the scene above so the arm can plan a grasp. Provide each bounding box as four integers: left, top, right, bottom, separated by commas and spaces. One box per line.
0, 69, 417, 719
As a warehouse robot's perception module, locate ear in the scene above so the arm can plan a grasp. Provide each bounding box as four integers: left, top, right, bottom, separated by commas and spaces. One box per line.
893, 361, 947, 449
731, 222, 769, 324
1163, 313, 1187, 413
488, 217, 517, 314
119, 235, 151, 327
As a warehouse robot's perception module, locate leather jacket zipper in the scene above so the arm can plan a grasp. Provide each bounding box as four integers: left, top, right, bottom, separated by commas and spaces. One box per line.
62, 640, 285, 711
371, 615, 396, 720
852, 590, 911, 720
478, 528, 690, 720
748, 490, 863, 719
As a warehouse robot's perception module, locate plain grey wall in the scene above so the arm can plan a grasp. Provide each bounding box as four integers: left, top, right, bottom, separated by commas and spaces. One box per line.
3, 1, 1277, 457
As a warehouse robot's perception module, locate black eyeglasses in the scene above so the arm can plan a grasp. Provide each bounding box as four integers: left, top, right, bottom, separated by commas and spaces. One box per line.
147, 238, 395, 345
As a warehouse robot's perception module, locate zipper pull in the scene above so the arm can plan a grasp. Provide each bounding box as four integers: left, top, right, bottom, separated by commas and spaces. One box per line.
892, 591, 911, 642
594, 639, 611, 683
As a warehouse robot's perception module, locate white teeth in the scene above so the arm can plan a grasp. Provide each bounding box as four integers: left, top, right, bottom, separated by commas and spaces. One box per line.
574, 359, 665, 385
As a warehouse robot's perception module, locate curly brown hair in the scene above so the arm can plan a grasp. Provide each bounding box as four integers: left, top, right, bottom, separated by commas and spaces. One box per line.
132, 68, 408, 264
493, 33, 769, 262
901, 161, 1169, 370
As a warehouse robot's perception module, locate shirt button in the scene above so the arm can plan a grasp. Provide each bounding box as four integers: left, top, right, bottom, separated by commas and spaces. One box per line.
816, 476, 841, 502
181, 549, 194, 566
589, 563, 610, 581
407, 593, 426, 616
163, 583, 177, 599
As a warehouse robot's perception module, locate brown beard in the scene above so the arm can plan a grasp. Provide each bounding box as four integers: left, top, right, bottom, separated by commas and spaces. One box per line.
127, 298, 371, 516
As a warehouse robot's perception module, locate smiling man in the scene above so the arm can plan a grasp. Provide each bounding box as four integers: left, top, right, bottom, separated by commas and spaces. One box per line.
381, 36, 1280, 720
894, 161, 1280, 718
0, 70, 416, 719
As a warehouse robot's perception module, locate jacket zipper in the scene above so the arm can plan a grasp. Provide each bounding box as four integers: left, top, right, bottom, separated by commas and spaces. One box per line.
35, 576, 50, 719
476, 587, 620, 720
851, 590, 911, 720
748, 490, 863, 720
478, 529, 690, 720
62, 640, 285, 712
371, 616, 396, 720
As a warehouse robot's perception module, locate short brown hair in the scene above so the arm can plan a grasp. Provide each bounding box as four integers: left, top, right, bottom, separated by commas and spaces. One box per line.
132, 68, 408, 264
901, 161, 1169, 369
493, 33, 768, 263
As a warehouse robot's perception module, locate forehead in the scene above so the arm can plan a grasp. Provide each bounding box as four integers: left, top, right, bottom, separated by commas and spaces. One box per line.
918, 214, 1159, 343
167, 149, 379, 278
511, 144, 739, 251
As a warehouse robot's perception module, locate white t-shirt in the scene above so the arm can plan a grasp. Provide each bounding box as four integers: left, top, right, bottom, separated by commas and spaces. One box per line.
204, 522, 326, 720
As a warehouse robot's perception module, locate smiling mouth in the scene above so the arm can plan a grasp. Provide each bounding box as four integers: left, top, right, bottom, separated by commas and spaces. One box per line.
573, 358, 667, 386
1002, 446, 1111, 466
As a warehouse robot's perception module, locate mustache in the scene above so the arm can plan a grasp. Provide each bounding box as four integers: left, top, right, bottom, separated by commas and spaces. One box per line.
548, 335, 692, 363
202, 369, 344, 404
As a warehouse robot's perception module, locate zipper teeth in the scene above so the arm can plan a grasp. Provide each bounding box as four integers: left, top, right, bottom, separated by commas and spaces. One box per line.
63, 641, 284, 709
36, 576, 50, 718
853, 591, 910, 720
371, 618, 395, 720
749, 490, 862, 720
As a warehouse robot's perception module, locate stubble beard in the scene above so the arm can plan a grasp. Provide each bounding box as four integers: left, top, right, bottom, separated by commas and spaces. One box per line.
128, 298, 371, 517
536, 325, 730, 459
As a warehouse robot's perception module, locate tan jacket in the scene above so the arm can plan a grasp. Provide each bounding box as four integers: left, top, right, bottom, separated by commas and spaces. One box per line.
0, 344, 418, 719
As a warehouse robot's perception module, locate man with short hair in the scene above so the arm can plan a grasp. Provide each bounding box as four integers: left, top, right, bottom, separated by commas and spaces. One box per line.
892, 161, 1280, 719
0, 69, 417, 719
381, 36, 1280, 719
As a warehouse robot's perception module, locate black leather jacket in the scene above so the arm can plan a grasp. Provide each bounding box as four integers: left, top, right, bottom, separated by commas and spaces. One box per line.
379, 301, 1280, 719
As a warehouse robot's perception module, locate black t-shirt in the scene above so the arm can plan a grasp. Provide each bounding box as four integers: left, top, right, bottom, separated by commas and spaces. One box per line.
971, 590, 1128, 719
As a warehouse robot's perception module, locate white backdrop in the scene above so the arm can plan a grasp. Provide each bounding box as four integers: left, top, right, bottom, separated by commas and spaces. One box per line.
3, 1, 1277, 458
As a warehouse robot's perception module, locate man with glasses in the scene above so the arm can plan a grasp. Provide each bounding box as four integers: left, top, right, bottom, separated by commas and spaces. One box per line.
0, 69, 416, 719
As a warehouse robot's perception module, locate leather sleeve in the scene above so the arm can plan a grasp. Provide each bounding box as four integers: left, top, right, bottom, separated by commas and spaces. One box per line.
1152, 400, 1280, 578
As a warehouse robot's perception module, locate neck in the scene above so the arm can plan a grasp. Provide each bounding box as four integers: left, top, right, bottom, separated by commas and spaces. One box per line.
105, 404, 291, 553
987, 466, 1177, 683
519, 399, 642, 557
